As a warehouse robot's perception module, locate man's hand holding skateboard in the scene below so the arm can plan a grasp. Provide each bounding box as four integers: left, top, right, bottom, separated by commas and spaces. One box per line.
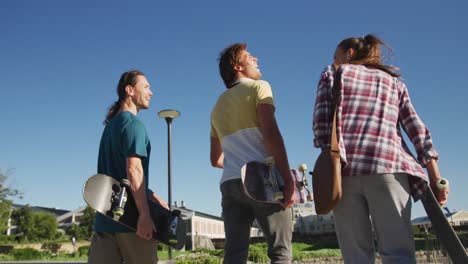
281, 178, 295, 209
136, 191, 169, 240
137, 212, 157, 241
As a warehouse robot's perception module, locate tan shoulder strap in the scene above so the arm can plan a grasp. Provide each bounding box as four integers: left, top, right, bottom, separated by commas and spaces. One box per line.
330, 71, 341, 154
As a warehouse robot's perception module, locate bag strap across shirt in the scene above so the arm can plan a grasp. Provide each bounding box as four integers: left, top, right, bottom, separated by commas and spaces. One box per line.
330, 70, 342, 157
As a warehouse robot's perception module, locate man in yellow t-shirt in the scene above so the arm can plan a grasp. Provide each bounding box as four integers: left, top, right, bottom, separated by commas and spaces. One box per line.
210, 43, 294, 264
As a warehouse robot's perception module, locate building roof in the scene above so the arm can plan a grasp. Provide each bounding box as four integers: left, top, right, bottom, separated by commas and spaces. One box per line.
12, 204, 70, 217
173, 206, 223, 221
56, 206, 86, 223
12, 203, 224, 223
411, 210, 467, 225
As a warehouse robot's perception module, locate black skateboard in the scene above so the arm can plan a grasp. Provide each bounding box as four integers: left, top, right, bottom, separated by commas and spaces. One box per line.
83, 174, 186, 250
420, 178, 468, 263
240, 157, 313, 205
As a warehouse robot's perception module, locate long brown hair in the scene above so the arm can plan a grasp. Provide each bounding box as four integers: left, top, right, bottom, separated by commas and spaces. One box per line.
338, 34, 400, 77
218, 43, 247, 88
104, 70, 145, 125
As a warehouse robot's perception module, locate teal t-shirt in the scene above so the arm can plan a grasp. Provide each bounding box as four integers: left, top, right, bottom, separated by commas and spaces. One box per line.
94, 111, 151, 232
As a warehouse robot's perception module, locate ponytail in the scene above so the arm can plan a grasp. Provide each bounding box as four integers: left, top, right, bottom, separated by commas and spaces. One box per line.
338, 34, 400, 77
103, 100, 121, 125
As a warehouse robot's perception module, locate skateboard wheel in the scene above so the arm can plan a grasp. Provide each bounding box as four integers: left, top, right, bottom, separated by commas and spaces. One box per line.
121, 179, 130, 188
299, 164, 307, 172
112, 184, 121, 193
113, 207, 124, 216
437, 178, 449, 190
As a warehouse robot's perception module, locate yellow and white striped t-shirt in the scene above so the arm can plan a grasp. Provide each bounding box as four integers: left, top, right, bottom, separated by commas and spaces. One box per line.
210, 78, 274, 184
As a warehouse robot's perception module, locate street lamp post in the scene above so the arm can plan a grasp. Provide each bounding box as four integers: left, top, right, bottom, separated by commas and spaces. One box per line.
158, 109, 180, 260
443, 206, 455, 226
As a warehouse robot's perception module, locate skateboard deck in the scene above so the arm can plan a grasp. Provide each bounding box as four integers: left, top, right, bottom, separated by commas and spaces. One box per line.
241, 159, 313, 205
83, 174, 186, 250
420, 179, 468, 263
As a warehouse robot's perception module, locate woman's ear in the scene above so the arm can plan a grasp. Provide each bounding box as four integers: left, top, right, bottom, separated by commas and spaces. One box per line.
346, 48, 355, 61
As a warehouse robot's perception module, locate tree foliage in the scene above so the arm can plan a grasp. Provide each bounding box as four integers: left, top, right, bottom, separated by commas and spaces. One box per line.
79, 206, 95, 237
65, 206, 95, 240
0, 169, 21, 201
0, 169, 21, 235
30, 212, 58, 240
0, 200, 12, 234
11, 206, 33, 240
11, 206, 58, 242
65, 224, 84, 240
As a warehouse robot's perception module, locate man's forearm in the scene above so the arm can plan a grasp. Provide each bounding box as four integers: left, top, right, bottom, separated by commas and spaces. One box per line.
263, 126, 291, 182
127, 160, 150, 217
257, 104, 292, 182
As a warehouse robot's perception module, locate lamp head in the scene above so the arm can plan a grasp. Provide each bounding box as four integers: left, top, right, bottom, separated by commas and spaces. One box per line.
158, 109, 180, 120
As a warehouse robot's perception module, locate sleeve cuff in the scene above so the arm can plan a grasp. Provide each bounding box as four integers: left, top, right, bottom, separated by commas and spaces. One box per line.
419, 149, 439, 167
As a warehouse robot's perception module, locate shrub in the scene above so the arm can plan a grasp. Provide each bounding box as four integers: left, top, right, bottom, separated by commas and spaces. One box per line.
175, 252, 220, 264
41, 242, 61, 255
194, 248, 223, 256
0, 235, 17, 244
66, 224, 88, 240
11, 248, 43, 260
78, 245, 90, 257
248, 243, 269, 263
157, 242, 169, 251
246, 242, 341, 261
0, 245, 13, 254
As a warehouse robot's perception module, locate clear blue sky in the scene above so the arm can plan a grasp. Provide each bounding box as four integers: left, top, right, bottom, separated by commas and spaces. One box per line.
1, 1, 467, 218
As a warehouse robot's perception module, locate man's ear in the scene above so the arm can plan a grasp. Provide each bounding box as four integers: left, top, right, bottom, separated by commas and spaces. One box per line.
125, 85, 134, 96
233, 64, 243, 72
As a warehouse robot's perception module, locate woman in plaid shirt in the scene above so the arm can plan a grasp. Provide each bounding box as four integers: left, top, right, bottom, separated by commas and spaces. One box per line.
313, 34, 449, 263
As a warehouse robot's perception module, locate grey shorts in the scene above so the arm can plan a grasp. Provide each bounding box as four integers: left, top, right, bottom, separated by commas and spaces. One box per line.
87, 232, 158, 264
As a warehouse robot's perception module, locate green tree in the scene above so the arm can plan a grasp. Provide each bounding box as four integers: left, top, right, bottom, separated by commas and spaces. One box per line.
79, 206, 95, 239
0, 169, 22, 234
12, 206, 58, 241
65, 206, 95, 241
11, 206, 33, 241
65, 223, 86, 240
30, 212, 58, 240
0, 200, 13, 234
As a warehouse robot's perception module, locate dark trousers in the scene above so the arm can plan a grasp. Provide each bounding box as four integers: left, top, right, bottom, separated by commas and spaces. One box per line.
221, 179, 292, 264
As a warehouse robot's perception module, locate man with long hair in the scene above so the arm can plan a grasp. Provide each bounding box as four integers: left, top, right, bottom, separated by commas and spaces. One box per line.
88, 70, 167, 264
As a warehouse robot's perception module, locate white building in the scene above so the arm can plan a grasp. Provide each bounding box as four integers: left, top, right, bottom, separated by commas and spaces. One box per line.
412, 210, 468, 230
173, 201, 261, 250
292, 202, 336, 234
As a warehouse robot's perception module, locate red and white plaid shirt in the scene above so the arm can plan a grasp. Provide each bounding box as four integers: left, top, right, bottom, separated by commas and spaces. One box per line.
313, 64, 438, 199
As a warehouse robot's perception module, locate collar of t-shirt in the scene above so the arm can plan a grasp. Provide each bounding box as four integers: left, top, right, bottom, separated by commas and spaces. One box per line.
231, 77, 254, 87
